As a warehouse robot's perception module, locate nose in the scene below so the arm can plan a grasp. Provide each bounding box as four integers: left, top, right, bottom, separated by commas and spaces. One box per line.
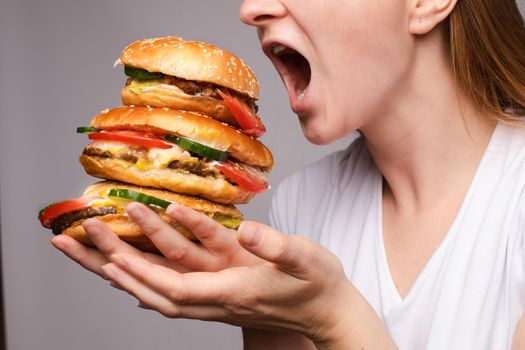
239, 0, 286, 27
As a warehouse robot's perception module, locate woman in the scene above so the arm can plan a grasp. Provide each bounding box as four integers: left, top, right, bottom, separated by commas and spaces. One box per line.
50, 0, 525, 348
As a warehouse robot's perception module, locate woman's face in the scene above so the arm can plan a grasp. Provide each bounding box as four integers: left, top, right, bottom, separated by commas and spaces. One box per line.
240, 0, 415, 144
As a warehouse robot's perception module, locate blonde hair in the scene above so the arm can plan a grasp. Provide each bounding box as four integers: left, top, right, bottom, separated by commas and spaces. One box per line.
448, 0, 525, 121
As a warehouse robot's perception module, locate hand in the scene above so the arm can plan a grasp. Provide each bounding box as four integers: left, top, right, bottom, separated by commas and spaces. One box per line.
99, 219, 364, 348
51, 202, 263, 280
52, 203, 396, 349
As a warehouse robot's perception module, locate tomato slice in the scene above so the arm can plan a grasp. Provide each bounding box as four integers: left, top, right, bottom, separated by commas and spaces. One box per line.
39, 197, 100, 228
218, 90, 266, 138
88, 131, 173, 149
216, 161, 268, 193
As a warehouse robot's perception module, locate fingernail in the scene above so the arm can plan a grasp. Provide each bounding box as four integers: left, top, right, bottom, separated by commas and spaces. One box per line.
126, 202, 144, 220
166, 203, 182, 216
101, 264, 117, 279
83, 219, 101, 237
50, 237, 65, 250
239, 222, 261, 246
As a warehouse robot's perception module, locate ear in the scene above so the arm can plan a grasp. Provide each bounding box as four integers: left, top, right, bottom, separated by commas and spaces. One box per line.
408, 0, 458, 35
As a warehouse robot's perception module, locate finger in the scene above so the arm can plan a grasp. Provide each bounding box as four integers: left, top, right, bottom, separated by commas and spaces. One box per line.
126, 202, 212, 268
237, 222, 309, 277
50, 234, 109, 278
166, 203, 238, 255
83, 218, 141, 257
101, 263, 175, 313
83, 217, 190, 273
110, 252, 231, 304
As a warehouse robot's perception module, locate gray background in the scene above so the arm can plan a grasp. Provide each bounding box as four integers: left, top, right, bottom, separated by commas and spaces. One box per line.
0, 1, 350, 349
3, 1, 524, 349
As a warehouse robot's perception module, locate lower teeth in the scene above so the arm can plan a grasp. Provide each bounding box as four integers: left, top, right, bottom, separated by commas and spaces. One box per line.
297, 91, 305, 102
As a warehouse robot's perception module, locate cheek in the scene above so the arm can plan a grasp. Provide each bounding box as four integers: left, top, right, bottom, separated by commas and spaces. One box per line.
310, 2, 412, 135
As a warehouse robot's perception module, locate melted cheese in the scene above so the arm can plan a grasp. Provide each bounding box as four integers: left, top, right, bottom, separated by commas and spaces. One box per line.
148, 146, 193, 168
89, 140, 195, 170
90, 140, 129, 154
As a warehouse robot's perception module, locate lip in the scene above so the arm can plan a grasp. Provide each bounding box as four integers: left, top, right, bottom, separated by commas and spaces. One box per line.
262, 39, 311, 114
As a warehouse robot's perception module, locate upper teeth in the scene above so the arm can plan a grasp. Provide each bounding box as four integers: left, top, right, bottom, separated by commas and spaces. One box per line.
271, 45, 288, 56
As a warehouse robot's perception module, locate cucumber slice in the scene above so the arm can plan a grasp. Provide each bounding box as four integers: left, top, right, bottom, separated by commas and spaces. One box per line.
77, 126, 98, 134
165, 135, 228, 161
108, 189, 171, 209
124, 66, 164, 80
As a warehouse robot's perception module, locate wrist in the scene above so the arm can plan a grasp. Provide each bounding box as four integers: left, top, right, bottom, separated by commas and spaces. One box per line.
310, 281, 397, 350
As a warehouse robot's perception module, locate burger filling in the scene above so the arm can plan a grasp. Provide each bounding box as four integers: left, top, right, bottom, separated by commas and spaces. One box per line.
41, 189, 244, 235
51, 206, 116, 235
82, 139, 269, 190
78, 127, 270, 193
125, 69, 258, 114
83, 141, 225, 179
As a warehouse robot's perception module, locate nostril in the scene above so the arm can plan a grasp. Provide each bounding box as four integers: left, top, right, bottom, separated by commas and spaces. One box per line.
253, 14, 274, 23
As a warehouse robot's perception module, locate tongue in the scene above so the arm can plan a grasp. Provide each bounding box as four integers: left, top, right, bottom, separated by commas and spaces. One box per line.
280, 52, 311, 95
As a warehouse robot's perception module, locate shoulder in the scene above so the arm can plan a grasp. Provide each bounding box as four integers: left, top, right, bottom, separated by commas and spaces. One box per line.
489, 123, 525, 259
493, 123, 525, 168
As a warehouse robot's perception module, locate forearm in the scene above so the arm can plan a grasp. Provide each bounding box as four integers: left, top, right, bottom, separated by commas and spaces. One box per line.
242, 328, 317, 350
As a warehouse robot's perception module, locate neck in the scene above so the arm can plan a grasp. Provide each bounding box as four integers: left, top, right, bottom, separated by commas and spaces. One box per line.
360, 31, 496, 213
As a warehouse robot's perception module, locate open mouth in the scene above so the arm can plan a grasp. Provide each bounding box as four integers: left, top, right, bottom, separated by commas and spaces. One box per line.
265, 43, 311, 105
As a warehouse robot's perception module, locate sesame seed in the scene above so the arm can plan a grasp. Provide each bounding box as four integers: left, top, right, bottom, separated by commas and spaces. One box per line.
101, 109, 109, 114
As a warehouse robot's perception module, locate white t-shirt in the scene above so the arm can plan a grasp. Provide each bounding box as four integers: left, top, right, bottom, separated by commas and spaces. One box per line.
270, 123, 525, 349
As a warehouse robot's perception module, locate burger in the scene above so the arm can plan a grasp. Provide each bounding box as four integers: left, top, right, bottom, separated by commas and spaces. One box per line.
39, 181, 243, 253
39, 36, 273, 253
118, 37, 266, 138
78, 106, 273, 204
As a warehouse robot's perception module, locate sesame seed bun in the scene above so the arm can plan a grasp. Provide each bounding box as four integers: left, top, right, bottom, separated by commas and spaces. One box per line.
88, 106, 273, 169
61, 181, 243, 253
120, 37, 259, 99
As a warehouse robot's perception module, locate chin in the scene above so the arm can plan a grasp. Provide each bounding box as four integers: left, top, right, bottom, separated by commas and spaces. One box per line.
300, 112, 362, 145
300, 119, 339, 145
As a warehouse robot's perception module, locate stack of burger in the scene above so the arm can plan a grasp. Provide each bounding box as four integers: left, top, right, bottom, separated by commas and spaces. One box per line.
39, 37, 273, 252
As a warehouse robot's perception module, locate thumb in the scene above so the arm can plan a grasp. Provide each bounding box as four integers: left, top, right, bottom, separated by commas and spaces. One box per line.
237, 221, 307, 276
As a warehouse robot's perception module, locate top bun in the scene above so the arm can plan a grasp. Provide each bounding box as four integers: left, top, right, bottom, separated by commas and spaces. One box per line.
120, 37, 259, 99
